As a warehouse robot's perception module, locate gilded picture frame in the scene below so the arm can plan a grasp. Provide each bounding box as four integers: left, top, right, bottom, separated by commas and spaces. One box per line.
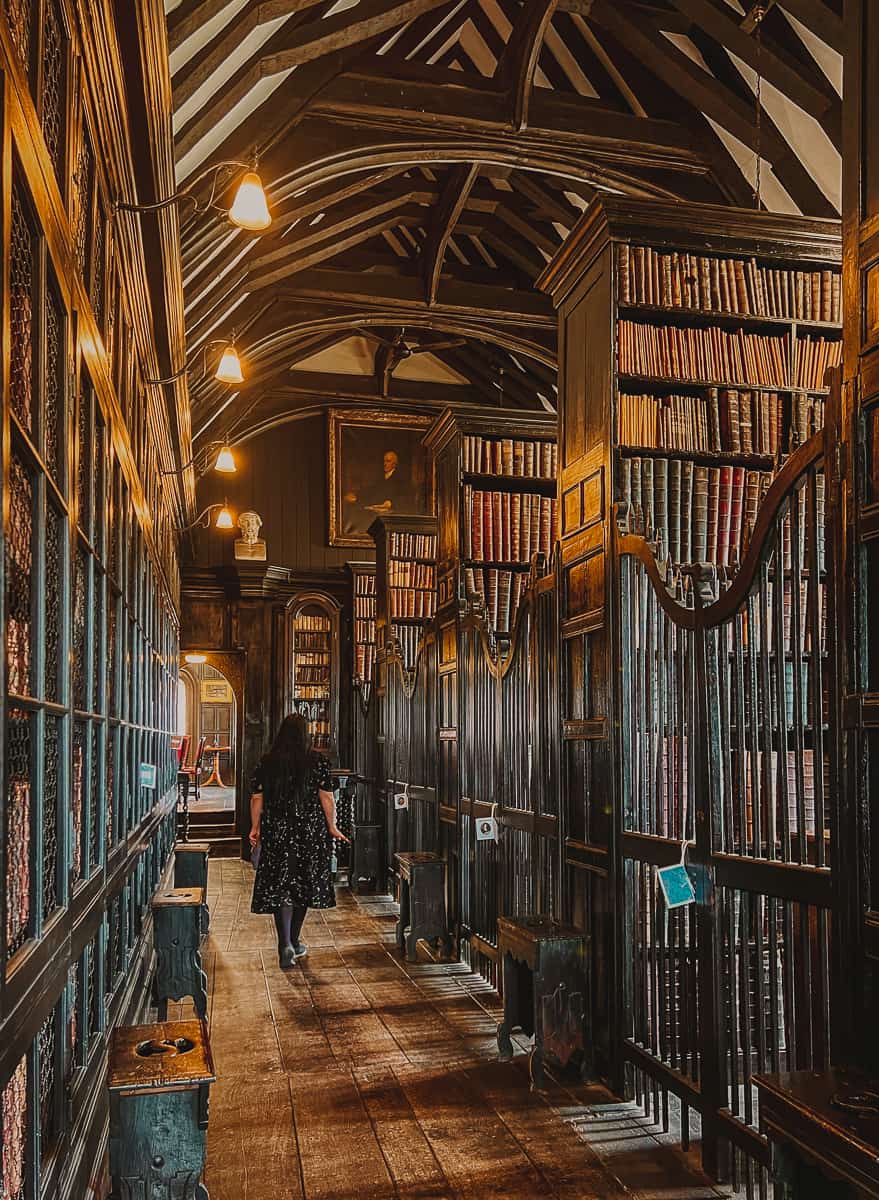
328, 409, 435, 548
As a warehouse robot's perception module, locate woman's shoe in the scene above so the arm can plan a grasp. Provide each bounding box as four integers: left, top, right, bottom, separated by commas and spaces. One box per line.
293, 943, 308, 959
279, 945, 297, 969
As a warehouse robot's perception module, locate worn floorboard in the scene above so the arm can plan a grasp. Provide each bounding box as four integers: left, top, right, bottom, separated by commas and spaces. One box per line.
164, 860, 727, 1199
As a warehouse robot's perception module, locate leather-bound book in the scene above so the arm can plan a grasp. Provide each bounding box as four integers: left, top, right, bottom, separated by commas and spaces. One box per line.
729, 467, 746, 566
642, 457, 654, 539
708, 387, 721, 451
706, 466, 721, 563
619, 244, 631, 303
717, 465, 733, 568
463, 485, 474, 559
668, 458, 681, 564
530, 493, 541, 561
680, 460, 694, 564
653, 457, 669, 559
482, 491, 493, 562
511, 492, 522, 561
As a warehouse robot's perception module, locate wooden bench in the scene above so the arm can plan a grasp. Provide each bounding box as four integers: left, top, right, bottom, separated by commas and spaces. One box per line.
394, 851, 448, 962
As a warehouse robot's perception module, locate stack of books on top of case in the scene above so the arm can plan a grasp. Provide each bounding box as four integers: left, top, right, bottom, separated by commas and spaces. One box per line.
462, 435, 558, 477
618, 245, 841, 322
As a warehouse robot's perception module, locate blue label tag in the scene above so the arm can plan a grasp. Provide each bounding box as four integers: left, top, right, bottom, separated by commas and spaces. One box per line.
139, 763, 157, 789
657, 863, 696, 909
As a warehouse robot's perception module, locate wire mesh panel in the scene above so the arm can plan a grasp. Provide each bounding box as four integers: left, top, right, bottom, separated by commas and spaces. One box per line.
38, 1006, 58, 1158
42, 716, 60, 920
67, 961, 80, 1079
40, 0, 68, 185
44, 281, 65, 485
89, 722, 101, 872
4, 0, 32, 73
76, 378, 92, 540
74, 125, 93, 282
6, 455, 34, 698
1, 1055, 28, 1200
9, 185, 35, 433
5, 710, 32, 959
90, 205, 106, 330
71, 719, 85, 883
86, 934, 100, 1042
72, 545, 88, 711
106, 726, 115, 849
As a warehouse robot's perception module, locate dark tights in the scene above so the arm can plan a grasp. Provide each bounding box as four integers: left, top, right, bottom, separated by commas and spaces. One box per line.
273, 904, 307, 950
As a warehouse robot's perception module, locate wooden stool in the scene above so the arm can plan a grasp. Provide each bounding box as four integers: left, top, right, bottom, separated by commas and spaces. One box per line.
755, 1069, 879, 1198
151, 888, 208, 1021
496, 914, 588, 1089
352, 823, 382, 893
174, 842, 211, 937
108, 1018, 215, 1200
394, 851, 447, 962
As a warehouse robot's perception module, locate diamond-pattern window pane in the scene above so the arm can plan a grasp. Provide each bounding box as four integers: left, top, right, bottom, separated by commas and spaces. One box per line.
44, 283, 65, 484
44, 503, 64, 703
42, 716, 60, 919
6, 455, 33, 697
41, 0, 67, 184
1, 1055, 28, 1200
5, 710, 32, 958
9, 185, 35, 432
38, 1008, 57, 1155
72, 719, 84, 882
72, 545, 88, 710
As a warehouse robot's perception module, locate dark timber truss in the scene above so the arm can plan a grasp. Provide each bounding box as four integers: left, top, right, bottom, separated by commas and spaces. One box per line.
165, 0, 843, 468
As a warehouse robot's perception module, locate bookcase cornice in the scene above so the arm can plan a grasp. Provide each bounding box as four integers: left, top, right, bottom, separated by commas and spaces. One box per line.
539, 196, 843, 310
424, 405, 558, 458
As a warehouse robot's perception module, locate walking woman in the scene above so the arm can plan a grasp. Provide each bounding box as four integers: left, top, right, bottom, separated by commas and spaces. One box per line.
249, 713, 349, 968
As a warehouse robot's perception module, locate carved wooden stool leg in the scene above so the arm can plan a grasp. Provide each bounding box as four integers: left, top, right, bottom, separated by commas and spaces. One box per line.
151, 888, 208, 1019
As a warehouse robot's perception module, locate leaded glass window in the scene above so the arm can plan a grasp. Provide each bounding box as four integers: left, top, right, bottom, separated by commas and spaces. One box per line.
4, 0, 32, 75
72, 545, 88, 711
44, 503, 64, 704
74, 124, 93, 281
90, 203, 106, 329
43, 282, 65, 486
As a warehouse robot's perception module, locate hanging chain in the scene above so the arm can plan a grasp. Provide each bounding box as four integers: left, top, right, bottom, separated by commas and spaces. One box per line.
752, 3, 765, 209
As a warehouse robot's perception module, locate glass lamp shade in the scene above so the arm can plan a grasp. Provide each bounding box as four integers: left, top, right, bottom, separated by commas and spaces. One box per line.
214, 445, 236, 473
228, 171, 271, 231
184, 653, 207, 664
215, 506, 235, 530
214, 344, 243, 384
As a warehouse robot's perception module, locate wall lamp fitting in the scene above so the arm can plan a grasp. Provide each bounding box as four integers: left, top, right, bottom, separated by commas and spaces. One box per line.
176, 502, 235, 534
114, 160, 272, 231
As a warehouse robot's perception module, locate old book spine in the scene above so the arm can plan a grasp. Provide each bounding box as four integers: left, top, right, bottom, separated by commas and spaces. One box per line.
642, 457, 654, 539
706, 466, 720, 563
729, 466, 745, 566
619, 244, 631, 304
653, 457, 669, 559
680, 460, 693, 564
717, 465, 733, 568
668, 458, 681, 564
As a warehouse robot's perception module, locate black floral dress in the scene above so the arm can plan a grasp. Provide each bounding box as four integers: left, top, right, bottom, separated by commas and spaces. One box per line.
250, 752, 336, 912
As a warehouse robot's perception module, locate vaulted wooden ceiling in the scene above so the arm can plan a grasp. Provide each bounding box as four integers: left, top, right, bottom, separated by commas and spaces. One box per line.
163, 0, 842, 466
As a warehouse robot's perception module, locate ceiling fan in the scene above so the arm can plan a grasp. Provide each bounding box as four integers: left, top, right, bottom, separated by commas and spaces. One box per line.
354, 326, 467, 395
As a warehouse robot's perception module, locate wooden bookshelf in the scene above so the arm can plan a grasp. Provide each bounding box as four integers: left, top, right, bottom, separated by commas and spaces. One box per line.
540, 197, 841, 579
347, 561, 377, 697
424, 407, 558, 641
369, 515, 438, 674
291, 606, 335, 751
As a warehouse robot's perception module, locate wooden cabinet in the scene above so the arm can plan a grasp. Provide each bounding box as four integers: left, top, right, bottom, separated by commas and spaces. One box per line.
288, 595, 340, 755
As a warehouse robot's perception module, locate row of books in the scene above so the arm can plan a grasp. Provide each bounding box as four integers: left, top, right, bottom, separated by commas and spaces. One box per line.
354, 575, 376, 596
389, 588, 436, 620
393, 625, 423, 672
741, 749, 818, 839
619, 389, 783, 456
294, 615, 330, 632
295, 632, 329, 652
354, 597, 376, 619
791, 395, 825, 447
617, 245, 841, 323
295, 652, 328, 667
355, 643, 376, 682
388, 561, 434, 589
792, 337, 840, 390
463, 568, 529, 636
463, 488, 558, 564
354, 619, 376, 644
462, 435, 558, 479
619, 321, 790, 388
388, 532, 436, 561
294, 687, 329, 702
295, 667, 330, 686
622, 457, 775, 567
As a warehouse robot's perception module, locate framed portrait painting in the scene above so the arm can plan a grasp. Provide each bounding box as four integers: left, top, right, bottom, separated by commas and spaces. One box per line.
328, 409, 435, 547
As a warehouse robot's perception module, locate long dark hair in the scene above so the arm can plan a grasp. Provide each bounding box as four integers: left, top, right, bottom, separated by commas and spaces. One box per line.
261, 713, 313, 789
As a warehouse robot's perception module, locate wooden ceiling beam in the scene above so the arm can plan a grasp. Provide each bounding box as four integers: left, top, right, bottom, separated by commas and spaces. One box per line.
424, 162, 480, 306
587, 1, 836, 215
506, 172, 582, 227
667, 0, 840, 142
497, 0, 558, 130
775, 0, 842, 53
260, 0, 453, 75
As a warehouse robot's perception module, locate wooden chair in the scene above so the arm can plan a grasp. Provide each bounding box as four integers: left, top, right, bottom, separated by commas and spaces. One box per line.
180, 735, 207, 803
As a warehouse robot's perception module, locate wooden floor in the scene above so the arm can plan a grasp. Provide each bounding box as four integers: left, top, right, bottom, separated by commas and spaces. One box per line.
176, 861, 729, 1199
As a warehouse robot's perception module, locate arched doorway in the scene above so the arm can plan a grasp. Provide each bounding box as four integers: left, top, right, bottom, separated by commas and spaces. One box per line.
179, 660, 237, 814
